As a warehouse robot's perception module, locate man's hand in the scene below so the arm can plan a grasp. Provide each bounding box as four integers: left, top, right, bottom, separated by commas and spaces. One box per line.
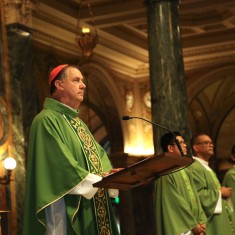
220, 187, 232, 198
102, 168, 124, 177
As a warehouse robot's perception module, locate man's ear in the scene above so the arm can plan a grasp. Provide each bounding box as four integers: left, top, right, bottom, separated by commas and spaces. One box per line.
192, 144, 198, 154
231, 155, 235, 161
168, 145, 174, 153
54, 80, 63, 90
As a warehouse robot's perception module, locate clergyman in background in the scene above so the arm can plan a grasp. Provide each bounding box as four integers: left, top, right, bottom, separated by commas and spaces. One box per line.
155, 131, 206, 235
188, 133, 234, 235
222, 144, 235, 218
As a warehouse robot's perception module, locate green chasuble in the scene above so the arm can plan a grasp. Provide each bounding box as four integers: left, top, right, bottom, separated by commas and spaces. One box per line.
223, 166, 235, 218
187, 159, 235, 235
23, 98, 119, 235
155, 168, 206, 235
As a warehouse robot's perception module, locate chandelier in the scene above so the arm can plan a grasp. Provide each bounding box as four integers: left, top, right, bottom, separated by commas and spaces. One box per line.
75, 0, 98, 58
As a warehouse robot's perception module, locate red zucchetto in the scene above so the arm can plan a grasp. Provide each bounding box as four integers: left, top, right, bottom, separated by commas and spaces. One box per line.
49, 64, 68, 85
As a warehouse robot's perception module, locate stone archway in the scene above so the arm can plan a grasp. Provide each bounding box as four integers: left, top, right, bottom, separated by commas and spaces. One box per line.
79, 62, 124, 156
187, 65, 235, 170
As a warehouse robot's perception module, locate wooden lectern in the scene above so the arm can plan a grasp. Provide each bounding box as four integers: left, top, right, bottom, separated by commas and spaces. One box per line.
93, 152, 193, 190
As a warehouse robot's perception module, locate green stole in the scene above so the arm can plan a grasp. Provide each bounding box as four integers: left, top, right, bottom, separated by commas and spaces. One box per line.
64, 114, 113, 235
180, 169, 198, 214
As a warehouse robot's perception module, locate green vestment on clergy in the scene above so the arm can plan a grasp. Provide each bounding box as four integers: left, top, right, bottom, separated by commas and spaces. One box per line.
187, 159, 235, 235
223, 166, 235, 218
23, 98, 119, 235
155, 168, 206, 235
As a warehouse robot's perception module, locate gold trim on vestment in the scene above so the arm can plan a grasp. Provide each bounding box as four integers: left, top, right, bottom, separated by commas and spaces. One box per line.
65, 115, 113, 235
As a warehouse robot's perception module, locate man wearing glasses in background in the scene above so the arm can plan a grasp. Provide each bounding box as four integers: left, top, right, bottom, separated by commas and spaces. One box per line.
187, 133, 235, 235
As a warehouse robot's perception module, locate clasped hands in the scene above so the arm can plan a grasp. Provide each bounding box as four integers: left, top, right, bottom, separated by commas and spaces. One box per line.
192, 223, 206, 235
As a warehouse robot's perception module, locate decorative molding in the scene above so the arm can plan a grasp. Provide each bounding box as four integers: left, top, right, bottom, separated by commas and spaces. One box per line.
33, 7, 77, 33
33, 30, 81, 56
184, 42, 235, 57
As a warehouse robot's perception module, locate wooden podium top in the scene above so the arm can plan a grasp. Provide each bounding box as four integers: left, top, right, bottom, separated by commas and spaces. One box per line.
93, 152, 194, 190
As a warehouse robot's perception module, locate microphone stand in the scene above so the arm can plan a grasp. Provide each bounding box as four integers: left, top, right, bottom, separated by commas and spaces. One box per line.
122, 116, 185, 157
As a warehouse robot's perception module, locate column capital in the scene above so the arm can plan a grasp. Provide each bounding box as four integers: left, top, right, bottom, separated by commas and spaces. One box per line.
2, 0, 38, 28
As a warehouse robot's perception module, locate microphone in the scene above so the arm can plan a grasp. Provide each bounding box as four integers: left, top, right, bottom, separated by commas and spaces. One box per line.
122, 116, 185, 157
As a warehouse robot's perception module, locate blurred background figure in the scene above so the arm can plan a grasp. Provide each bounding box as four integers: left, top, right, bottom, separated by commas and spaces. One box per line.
223, 144, 235, 217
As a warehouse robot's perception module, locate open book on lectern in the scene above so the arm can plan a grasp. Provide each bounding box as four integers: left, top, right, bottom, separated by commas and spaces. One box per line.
93, 152, 194, 190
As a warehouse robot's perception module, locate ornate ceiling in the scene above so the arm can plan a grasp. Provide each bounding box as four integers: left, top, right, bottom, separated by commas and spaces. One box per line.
32, 0, 235, 81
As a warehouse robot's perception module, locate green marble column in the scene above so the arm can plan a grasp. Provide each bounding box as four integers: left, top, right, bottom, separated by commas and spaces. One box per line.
7, 23, 37, 235
146, 0, 190, 153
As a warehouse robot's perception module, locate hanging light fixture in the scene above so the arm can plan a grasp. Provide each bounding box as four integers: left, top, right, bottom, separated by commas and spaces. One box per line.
75, 0, 98, 58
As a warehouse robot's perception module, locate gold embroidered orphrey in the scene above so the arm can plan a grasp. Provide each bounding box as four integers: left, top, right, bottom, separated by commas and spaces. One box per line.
64, 115, 113, 235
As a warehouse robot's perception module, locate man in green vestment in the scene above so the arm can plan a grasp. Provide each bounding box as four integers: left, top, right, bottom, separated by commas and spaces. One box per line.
223, 144, 235, 219
155, 132, 206, 235
188, 133, 235, 235
23, 64, 121, 235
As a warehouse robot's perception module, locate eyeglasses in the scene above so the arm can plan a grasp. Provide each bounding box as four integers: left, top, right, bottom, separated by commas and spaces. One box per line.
178, 141, 186, 145
195, 141, 213, 146
170, 141, 186, 146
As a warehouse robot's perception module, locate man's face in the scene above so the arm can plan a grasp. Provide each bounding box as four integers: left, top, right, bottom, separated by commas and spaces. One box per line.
57, 67, 86, 109
193, 135, 214, 159
168, 136, 187, 156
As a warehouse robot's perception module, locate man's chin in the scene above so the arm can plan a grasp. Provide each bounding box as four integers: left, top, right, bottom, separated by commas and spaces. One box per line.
78, 97, 84, 102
